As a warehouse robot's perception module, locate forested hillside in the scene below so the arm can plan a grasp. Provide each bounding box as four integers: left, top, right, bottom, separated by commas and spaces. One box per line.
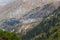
0, 30, 21, 40
0, 4, 60, 40
22, 7, 60, 40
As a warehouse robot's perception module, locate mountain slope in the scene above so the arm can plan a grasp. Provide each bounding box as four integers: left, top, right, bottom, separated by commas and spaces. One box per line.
22, 7, 60, 40
22, 2, 60, 19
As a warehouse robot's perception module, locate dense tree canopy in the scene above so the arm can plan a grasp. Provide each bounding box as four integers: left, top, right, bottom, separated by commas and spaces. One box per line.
0, 30, 21, 40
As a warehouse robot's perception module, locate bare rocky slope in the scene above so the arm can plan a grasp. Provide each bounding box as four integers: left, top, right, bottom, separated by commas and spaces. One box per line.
0, 0, 60, 19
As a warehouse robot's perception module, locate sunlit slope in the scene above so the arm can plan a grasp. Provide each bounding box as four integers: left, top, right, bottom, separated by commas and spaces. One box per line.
0, 0, 22, 19
0, 0, 60, 19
